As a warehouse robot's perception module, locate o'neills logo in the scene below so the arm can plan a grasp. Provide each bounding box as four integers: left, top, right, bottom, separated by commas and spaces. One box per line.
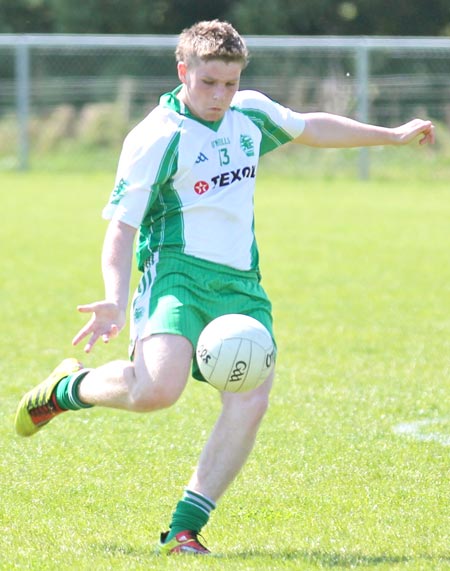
194, 180, 210, 195
194, 165, 256, 195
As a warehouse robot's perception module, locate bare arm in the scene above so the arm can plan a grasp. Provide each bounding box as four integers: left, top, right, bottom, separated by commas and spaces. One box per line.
294, 113, 435, 148
72, 219, 137, 353
101, 219, 136, 312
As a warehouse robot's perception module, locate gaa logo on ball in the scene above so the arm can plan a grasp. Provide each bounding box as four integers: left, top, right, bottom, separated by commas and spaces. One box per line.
196, 314, 275, 393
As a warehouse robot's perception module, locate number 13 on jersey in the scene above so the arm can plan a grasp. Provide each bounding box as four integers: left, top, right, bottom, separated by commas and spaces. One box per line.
219, 148, 230, 166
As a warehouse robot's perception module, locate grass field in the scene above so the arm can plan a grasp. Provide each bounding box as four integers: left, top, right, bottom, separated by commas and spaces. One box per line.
1, 169, 449, 570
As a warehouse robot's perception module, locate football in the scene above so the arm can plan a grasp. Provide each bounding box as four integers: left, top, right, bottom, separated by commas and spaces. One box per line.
196, 314, 275, 393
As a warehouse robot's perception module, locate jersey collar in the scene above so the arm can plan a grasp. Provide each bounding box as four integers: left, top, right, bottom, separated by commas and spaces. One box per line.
160, 85, 224, 132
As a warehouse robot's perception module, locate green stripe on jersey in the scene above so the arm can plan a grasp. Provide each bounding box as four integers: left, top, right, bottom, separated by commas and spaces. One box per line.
137, 130, 182, 271
236, 107, 293, 155
250, 214, 259, 270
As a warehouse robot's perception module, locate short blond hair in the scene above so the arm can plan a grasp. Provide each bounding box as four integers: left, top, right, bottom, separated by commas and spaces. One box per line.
175, 20, 249, 68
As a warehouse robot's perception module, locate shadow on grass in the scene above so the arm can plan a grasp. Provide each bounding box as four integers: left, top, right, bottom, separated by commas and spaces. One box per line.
97, 543, 450, 568
214, 549, 450, 567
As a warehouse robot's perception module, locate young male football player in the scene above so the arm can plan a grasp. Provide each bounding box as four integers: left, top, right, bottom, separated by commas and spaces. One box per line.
15, 20, 435, 555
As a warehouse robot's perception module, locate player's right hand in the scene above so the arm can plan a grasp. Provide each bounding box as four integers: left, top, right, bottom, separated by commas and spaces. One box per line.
72, 301, 127, 353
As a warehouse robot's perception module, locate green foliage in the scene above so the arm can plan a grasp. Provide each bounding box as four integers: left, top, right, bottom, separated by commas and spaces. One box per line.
0, 0, 236, 34
228, 0, 342, 35
1, 171, 450, 570
1, 0, 449, 35
342, 0, 450, 36
230, 0, 450, 36
0, 0, 54, 33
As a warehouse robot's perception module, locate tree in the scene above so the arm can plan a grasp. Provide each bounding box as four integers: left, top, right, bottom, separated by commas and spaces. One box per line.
0, 0, 54, 33
226, 0, 450, 37
0, 0, 238, 34
1, 0, 449, 36
226, 0, 341, 36
341, 0, 450, 36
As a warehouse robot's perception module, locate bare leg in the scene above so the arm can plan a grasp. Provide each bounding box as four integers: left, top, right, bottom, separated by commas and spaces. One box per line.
78, 334, 193, 412
187, 369, 274, 501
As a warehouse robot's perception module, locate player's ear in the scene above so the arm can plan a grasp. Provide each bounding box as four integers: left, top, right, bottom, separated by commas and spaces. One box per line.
177, 62, 188, 83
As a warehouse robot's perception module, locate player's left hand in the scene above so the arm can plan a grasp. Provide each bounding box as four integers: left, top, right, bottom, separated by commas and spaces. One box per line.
392, 119, 435, 146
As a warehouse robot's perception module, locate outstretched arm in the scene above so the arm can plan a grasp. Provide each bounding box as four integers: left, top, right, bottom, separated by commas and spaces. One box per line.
294, 113, 435, 148
72, 219, 137, 353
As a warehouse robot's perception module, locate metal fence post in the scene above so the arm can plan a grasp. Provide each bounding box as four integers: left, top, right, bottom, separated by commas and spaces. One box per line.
15, 40, 30, 171
356, 43, 370, 180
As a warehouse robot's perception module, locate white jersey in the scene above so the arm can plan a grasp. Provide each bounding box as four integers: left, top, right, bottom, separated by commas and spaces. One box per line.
103, 87, 305, 272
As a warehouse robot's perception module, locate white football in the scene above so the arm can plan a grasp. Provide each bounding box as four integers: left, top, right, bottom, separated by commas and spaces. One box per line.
196, 314, 275, 393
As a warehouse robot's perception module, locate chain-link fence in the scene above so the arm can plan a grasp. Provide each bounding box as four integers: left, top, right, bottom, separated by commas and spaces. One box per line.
1, 35, 449, 177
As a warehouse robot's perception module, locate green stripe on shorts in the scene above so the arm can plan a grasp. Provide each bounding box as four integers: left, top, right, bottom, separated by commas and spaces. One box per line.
130, 251, 275, 381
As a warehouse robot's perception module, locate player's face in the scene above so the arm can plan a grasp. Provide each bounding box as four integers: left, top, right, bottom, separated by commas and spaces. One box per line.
177, 59, 243, 122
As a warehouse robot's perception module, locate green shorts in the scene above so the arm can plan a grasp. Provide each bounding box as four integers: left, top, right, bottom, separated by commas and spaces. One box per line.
129, 251, 275, 381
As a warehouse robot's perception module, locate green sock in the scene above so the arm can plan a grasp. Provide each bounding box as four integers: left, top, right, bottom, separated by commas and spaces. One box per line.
54, 369, 93, 411
165, 489, 216, 542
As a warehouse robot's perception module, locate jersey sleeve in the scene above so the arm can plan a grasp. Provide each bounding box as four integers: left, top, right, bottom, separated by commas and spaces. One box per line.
102, 110, 180, 228
232, 90, 306, 155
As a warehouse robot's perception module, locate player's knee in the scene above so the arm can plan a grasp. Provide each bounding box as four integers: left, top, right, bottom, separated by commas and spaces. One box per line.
130, 384, 181, 412
247, 389, 271, 421
127, 370, 183, 412
237, 392, 270, 430
223, 382, 271, 424
150, 383, 182, 410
